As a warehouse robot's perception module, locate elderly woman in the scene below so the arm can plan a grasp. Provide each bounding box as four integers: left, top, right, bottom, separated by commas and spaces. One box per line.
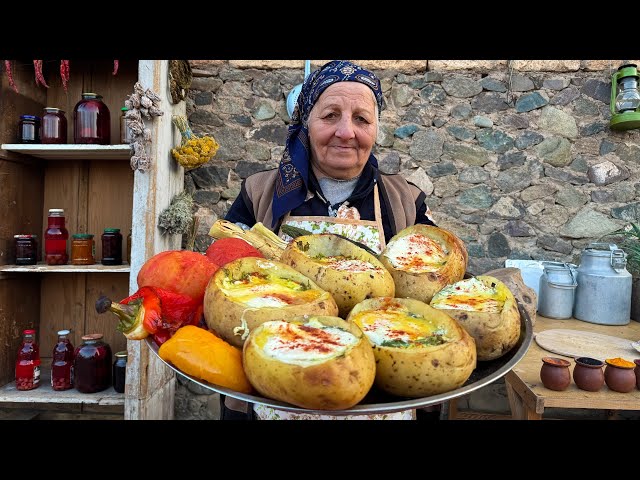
223, 60, 437, 420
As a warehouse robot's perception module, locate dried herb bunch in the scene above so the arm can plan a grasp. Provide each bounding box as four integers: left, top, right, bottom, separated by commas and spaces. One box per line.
171, 115, 219, 170
158, 191, 195, 235
125, 82, 164, 172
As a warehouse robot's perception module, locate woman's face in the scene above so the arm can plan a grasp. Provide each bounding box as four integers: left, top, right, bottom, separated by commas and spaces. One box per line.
307, 82, 377, 180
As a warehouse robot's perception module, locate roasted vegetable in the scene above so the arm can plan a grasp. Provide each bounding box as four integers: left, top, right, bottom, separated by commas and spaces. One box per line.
208, 219, 288, 260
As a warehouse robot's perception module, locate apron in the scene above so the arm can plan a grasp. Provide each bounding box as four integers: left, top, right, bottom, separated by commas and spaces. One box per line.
252, 185, 415, 421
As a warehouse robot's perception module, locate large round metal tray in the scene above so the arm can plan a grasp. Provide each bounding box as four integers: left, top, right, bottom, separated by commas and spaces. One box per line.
146, 301, 533, 415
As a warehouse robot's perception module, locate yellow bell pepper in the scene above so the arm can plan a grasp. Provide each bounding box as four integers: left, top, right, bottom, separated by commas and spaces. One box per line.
158, 325, 252, 393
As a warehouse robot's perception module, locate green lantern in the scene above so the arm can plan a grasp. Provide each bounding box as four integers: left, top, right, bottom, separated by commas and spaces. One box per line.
610, 63, 640, 130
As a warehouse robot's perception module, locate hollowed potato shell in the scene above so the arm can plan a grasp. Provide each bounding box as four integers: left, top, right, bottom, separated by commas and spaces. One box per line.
430, 275, 521, 361
347, 297, 476, 398
203, 256, 338, 348
279, 234, 395, 318
243, 316, 376, 410
378, 225, 468, 304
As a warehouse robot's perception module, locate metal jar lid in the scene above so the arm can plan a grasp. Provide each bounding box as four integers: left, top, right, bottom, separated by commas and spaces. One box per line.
81, 333, 103, 341
115, 351, 128, 359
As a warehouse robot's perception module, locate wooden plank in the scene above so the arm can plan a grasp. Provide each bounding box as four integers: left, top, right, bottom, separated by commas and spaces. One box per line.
40, 274, 85, 355
85, 273, 128, 355
535, 329, 640, 362
0, 263, 130, 273
1, 144, 131, 160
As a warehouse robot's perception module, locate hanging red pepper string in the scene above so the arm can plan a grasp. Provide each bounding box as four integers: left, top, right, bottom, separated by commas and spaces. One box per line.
4, 60, 18, 93
113, 59, 119, 75
60, 60, 70, 92
33, 60, 49, 88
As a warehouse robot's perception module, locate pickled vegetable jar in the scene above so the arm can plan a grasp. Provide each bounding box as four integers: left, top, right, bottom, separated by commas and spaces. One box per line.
73, 93, 111, 145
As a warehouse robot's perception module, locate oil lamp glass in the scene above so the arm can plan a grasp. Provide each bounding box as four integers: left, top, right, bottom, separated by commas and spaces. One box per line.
610, 63, 640, 130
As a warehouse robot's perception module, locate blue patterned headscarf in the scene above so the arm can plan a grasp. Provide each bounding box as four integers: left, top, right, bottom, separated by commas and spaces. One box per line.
271, 60, 385, 227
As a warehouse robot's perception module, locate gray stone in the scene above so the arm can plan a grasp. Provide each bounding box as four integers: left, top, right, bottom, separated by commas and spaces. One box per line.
476, 128, 514, 153
451, 103, 472, 120
521, 184, 558, 202
599, 139, 618, 155
611, 202, 640, 222
591, 190, 615, 203
433, 177, 460, 197
617, 143, 640, 164
395, 124, 420, 139
194, 91, 213, 106
442, 75, 482, 98
527, 200, 546, 216
480, 77, 507, 92
538, 106, 578, 139
189, 165, 229, 189
419, 84, 447, 105
251, 124, 288, 144
390, 84, 414, 107
235, 160, 271, 179
231, 115, 253, 126
555, 185, 588, 208
184, 174, 196, 195
190, 77, 223, 92
428, 161, 458, 177
189, 109, 224, 127
550, 87, 580, 106
209, 126, 246, 161
535, 137, 572, 167
544, 165, 589, 185
458, 185, 493, 209
543, 77, 570, 90
251, 100, 276, 120
460, 214, 485, 224
252, 74, 283, 100
221, 187, 241, 200
561, 208, 622, 238
497, 151, 526, 171
471, 92, 510, 113
503, 114, 529, 129
488, 233, 511, 257
425, 71, 443, 82
539, 204, 571, 229
506, 220, 534, 237
570, 155, 590, 173
377, 125, 395, 147
447, 125, 475, 141
406, 167, 434, 195
401, 106, 432, 126
515, 131, 544, 150
496, 167, 532, 193
580, 122, 607, 136
246, 141, 271, 161
458, 166, 490, 183
581, 78, 611, 103
613, 183, 637, 202
443, 142, 490, 166
515, 92, 548, 113
468, 258, 506, 276
220, 69, 251, 82
409, 77, 428, 89
538, 234, 574, 255
574, 97, 600, 116
409, 129, 444, 161
587, 161, 629, 186
193, 189, 221, 206
466, 243, 485, 257
432, 117, 447, 127
488, 196, 524, 219
214, 96, 245, 115
511, 74, 535, 92
473, 115, 494, 128
379, 151, 401, 174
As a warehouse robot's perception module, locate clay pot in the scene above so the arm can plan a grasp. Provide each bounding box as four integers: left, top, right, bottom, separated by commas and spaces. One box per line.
634, 359, 640, 390
572, 357, 605, 392
604, 359, 637, 393
540, 357, 571, 391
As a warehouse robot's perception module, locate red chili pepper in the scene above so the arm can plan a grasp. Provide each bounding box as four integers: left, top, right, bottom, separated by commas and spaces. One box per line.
113, 60, 119, 75
60, 60, 70, 92
4, 60, 18, 93
33, 60, 49, 88
95, 286, 203, 345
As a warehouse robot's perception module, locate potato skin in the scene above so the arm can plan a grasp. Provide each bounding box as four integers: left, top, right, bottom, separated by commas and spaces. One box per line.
430, 275, 521, 361
347, 297, 476, 397
243, 316, 376, 410
379, 225, 468, 304
279, 234, 395, 318
203, 257, 338, 348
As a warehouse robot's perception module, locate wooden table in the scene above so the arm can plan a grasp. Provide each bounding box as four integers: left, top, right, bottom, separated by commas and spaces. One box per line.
505, 315, 640, 420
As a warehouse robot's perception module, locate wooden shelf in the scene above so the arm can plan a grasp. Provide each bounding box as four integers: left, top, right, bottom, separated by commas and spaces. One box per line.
0, 364, 124, 406
1, 144, 131, 161
0, 262, 130, 273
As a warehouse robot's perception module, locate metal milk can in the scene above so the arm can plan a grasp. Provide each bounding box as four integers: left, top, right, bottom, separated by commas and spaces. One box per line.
538, 261, 577, 319
573, 243, 632, 326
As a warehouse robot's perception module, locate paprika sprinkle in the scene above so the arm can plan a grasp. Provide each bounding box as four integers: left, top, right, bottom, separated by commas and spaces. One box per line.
605, 357, 636, 368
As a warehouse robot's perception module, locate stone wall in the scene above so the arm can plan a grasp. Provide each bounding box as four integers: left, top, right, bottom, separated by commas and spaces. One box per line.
175, 59, 640, 419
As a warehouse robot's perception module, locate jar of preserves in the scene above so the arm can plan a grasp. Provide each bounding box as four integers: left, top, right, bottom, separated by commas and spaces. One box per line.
73, 333, 112, 393
120, 107, 134, 144
113, 350, 127, 393
71, 233, 95, 265
101, 228, 122, 265
14, 234, 38, 265
73, 93, 111, 145
15, 329, 41, 391
41, 107, 67, 144
18, 115, 41, 143
45, 208, 69, 265
51, 329, 74, 391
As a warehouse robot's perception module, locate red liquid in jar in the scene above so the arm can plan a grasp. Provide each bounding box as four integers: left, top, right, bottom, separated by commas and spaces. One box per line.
51, 329, 74, 391
45, 208, 69, 265
15, 329, 41, 391
74, 334, 112, 393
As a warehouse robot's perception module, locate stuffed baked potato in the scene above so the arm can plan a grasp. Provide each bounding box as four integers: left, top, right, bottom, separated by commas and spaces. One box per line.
279, 233, 395, 318
347, 297, 476, 397
243, 315, 376, 410
203, 256, 338, 348
430, 275, 521, 361
378, 225, 468, 304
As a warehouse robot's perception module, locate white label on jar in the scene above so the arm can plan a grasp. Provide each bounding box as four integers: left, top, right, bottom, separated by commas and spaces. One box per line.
33, 365, 41, 385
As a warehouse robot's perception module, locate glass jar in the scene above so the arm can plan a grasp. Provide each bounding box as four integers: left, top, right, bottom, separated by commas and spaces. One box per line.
45, 208, 69, 265
113, 350, 127, 393
14, 234, 38, 265
15, 329, 41, 391
51, 329, 74, 391
120, 107, 134, 144
71, 234, 95, 265
73, 93, 111, 145
539, 357, 571, 391
101, 228, 122, 265
127, 230, 132, 265
18, 115, 40, 143
73, 333, 112, 393
41, 107, 67, 144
